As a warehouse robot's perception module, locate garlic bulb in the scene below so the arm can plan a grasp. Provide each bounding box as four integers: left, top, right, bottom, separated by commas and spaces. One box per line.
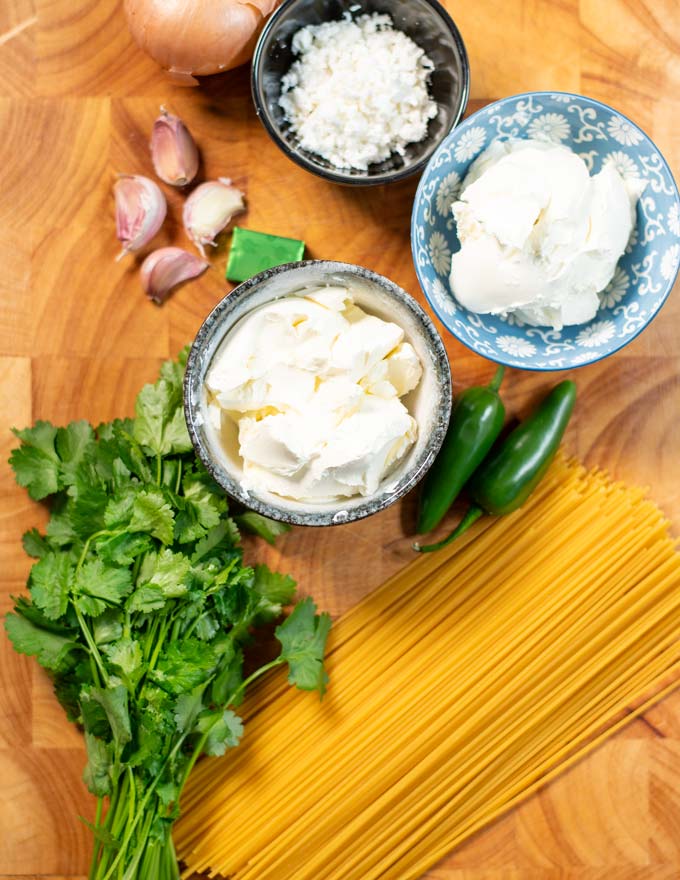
114, 175, 167, 259
183, 178, 245, 257
151, 108, 199, 186
141, 247, 209, 303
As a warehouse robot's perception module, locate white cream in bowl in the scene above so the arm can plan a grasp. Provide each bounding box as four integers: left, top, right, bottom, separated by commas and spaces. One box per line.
204, 285, 423, 503
449, 138, 646, 330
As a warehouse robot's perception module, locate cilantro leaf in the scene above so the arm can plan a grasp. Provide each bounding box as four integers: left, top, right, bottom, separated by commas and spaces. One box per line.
234, 511, 291, 545
95, 531, 153, 567
174, 475, 226, 544
4, 612, 78, 672
151, 639, 218, 695
159, 350, 188, 390
45, 505, 77, 547
197, 709, 243, 756
29, 553, 73, 620
253, 565, 297, 608
13, 596, 74, 635
83, 732, 113, 797
10, 421, 60, 500
103, 489, 136, 529
128, 549, 191, 613
81, 684, 131, 747
276, 598, 332, 696
75, 560, 133, 608
103, 638, 143, 689
69, 482, 109, 540
174, 687, 205, 734
129, 488, 175, 545
210, 645, 243, 707
22, 528, 51, 559
10, 420, 97, 502
191, 521, 240, 563
133, 379, 192, 457
93, 609, 123, 646
56, 421, 95, 487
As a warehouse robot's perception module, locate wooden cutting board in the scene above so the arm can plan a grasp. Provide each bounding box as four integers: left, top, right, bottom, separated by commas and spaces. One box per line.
1, 1, 679, 877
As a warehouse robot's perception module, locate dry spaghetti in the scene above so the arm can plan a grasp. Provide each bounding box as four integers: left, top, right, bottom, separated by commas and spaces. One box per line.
176, 456, 680, 879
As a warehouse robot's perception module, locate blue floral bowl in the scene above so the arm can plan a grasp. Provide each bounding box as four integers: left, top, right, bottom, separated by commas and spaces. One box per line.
411, 92, 680, 370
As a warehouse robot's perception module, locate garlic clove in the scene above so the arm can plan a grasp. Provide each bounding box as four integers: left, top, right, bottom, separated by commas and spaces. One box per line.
183, 178, 245, 257
151, 107, 200, 186
140, 247, 209, 304
114, 174, 167, 260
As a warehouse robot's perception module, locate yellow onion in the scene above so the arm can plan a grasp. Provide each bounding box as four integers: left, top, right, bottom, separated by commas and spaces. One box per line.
124, 0, 281, 84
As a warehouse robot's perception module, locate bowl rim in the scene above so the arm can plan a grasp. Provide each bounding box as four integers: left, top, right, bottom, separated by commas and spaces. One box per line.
411, 90, 680, 371
183, 259, 453, 526
251, 0, 471, 187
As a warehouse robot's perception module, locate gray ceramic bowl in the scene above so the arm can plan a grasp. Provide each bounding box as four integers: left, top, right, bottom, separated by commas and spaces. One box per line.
251, 0, 470, 186
184, 261, 452, 526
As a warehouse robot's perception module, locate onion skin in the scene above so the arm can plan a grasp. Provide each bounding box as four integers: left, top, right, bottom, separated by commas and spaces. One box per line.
124, 0, 281, 80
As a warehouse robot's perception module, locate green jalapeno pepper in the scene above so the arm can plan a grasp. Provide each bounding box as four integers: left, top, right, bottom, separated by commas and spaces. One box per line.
416, 379, 577, 553
417, 365, 506, 534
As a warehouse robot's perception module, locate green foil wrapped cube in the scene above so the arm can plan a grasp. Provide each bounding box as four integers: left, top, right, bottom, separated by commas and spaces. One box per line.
226, 227, 306, 283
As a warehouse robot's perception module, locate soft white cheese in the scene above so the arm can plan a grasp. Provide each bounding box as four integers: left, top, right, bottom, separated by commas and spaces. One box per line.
279, 13, 437, 172
449, 139, 646, 329
205, 287, 422, 503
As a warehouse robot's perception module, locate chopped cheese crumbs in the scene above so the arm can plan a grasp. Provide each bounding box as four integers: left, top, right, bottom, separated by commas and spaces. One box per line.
279, 13, 438, 172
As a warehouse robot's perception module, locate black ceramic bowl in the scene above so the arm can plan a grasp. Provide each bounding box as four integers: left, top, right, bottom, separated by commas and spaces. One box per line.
251, 0, 470, 186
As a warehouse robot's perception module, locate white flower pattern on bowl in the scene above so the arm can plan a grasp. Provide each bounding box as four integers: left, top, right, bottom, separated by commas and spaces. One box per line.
411, 92, 680, 370
429, 277, 456, 315
435, 171, 461, 217
669, 203, 680, 237
429, 231, 452, 275
527, 112, 570, 143
453, 127, 486, 162
603, 150, 640, 181
575, 320, 616, 348
497, 336, 537, 358
607, 116, 644, 146
599, 266, 630, 308
661, 244, 680, 281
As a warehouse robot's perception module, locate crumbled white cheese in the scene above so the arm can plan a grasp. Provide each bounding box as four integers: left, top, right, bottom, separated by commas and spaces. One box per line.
279, 13, 438, 171
205, 287, 422, 502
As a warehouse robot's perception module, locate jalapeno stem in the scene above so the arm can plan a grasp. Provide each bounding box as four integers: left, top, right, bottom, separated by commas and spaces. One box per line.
487, 364, 505, 393
413, 505, 484, 553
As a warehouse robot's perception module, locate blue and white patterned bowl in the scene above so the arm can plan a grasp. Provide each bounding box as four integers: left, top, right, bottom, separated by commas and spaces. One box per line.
411, 92, 680, 370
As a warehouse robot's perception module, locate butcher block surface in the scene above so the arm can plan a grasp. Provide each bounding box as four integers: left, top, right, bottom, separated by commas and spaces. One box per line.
1, 0, 680, 877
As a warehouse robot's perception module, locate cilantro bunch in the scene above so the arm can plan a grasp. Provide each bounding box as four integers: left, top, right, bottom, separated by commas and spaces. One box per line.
5, 350, 331, 880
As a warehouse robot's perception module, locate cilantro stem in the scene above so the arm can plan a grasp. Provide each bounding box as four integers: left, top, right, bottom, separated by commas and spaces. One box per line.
76, 529, 124, 574
177, 658, 284, 794
145, 616, 173, 677
99, 735, 187, 880
89, 797, 104, 878
156, 454, 162, 485
74, 605, 109, 687
229, 658, 283, 705
174, 459, 182, 495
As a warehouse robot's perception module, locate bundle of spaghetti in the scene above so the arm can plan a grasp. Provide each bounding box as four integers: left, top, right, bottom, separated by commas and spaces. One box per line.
176, 456, 680, 880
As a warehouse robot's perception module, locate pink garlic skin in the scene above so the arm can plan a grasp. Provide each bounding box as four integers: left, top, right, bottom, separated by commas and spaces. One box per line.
141, 247, 209, 304
183, 178, 245, 257
151, 108, 200, 186
114, 174, 167, 260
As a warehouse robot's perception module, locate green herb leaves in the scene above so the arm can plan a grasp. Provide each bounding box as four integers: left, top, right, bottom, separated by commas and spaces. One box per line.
134, 376, 192, 457
5, 348, 331, 879
276, 598, 332, 696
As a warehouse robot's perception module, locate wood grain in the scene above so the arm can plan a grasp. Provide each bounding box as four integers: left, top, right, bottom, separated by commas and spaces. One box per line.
0, 0, 679, 877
